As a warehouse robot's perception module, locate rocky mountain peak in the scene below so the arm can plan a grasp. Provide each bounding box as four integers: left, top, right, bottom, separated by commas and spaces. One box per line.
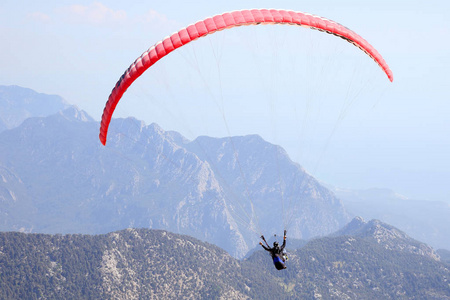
58, 106, 94, 122
334, 217, 439, 261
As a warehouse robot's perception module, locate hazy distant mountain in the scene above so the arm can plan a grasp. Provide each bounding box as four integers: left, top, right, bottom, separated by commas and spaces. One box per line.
0, 85, 69, 132
437, 249, 450, 265
0, 222, 448, 299
334, 187, 450, 250
0, 103, 350, 258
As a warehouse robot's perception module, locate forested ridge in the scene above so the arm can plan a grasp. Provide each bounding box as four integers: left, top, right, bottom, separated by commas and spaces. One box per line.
0, 228, 448, 299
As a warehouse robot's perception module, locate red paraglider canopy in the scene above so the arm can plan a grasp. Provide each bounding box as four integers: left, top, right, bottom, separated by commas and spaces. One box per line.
100, 8, 393, 145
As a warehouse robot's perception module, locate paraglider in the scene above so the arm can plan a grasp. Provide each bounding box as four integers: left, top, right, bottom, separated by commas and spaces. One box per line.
99, 8, 393, 146
260, 230, 288, 270
99, 8, 393, 269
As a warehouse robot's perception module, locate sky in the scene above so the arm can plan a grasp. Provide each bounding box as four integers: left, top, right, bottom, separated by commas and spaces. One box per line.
1, 0, 449, 202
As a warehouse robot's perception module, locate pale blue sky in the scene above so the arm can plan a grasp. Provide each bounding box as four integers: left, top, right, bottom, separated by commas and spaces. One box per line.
1, 1, 449, 202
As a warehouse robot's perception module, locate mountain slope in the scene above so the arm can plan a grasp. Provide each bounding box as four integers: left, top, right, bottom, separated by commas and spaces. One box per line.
0, 224, 448, 299
0, 229, 273, 299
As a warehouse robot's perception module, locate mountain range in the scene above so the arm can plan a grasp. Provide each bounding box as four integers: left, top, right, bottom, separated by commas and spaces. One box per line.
0, 85, 349, 258
0, 84, 448, 258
